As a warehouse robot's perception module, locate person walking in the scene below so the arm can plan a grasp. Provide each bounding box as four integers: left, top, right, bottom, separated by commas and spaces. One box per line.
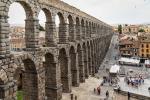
97, 86, 101, 95
106, 90, 109, 98
128, 92, 130, 100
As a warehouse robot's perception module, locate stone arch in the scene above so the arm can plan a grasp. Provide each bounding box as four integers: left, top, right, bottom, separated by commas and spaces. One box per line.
12, 54, 41, 99
93, 23, 96, 35
44, 52, 62, 99
57, 12, 65, 24
82, 43, 89, 78
91, 22, 94, 35
38, 7, 56, 47
87, 41, 92, 75
21, 58, 38, 100
69, 46, 79, 86
10, 1, 38, 49
89, 22, 92, 37
90, 40, 95, 76
0, 0, 36, 57
56, 12, 68, 43
86, 21, 89, 38
97, 24, 100, 34
77, 44, 85, 82
76, 17, 81, 40
39, 8, 52, 22
58, 48, 71, 93
7, 0, 34, 19
81, 19, 85, 39
68, 15, 75, 41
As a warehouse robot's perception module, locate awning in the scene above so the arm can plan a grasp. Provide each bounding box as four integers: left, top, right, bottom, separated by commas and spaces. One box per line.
110, 64, 120, 74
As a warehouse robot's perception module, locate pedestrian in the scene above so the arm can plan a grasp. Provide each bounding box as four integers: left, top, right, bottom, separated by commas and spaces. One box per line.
106, 90, 109, 98
97, 86, 101, 95
117, 86, 121, 93
128, 92, 130, 100
94, 88, 96, 93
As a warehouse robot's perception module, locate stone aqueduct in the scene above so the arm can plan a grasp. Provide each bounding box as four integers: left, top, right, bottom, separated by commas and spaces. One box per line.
0, 0, 113, 100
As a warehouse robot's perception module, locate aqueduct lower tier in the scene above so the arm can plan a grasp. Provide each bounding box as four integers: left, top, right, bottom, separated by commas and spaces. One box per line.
0, 0, 113, 99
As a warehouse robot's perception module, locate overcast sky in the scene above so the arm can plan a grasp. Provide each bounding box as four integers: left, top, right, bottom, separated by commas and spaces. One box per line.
8, 0, 150, 25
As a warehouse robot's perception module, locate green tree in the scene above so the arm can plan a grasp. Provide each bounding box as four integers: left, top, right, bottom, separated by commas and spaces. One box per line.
118, 25, 122, 34
138, 29, 145, 32
39, 24, 45, 31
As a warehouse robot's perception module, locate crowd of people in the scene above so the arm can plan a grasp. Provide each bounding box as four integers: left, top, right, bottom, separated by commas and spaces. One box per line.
100, 76, 119, 86
124, 75, 144, 87
93, 86, 109, 99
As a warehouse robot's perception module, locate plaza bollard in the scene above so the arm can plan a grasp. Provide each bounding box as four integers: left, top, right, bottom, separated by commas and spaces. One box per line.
70, 94, 74, 100
75, 95, 77, 100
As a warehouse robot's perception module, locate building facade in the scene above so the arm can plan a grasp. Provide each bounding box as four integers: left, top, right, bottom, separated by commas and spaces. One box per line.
138, 34, 150, 59
122, 25, 139, 34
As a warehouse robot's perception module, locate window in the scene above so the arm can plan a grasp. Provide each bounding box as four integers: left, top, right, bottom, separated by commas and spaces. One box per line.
146, 49, 149, 53
141, 49, 144, 52
128, 51, 130, 54
146, 44, 149, 48
142, 54, 144, 57
135, 53, 137, 55
141, 44, 144, 48
147, 54, 149, 58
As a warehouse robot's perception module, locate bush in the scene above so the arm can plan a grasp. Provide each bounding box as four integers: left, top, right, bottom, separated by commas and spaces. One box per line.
17, 91, 23, 100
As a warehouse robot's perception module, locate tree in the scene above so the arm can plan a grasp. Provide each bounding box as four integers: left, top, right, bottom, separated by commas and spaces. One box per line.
125, 24, 128, 26
138, 29, 145, 32
118, 25, 122, 34
39, 24, 45, 31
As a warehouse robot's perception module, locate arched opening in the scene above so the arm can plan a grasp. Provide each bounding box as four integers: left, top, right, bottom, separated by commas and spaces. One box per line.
91, 22, 93, 35
69, 46, 79, 86
77, 44, 85, 82
76, 17, 80, 40
83, 43, 89, 78
14, 60, 38, 100
8, 2, 27, 52
96, 24, 99, 35
45, 53, 59, 99
38, 9, 46, 47
13, 67, 24, 100
22, 59, 38, 100
67, 15, 74, 41
81, 19, 85, 39
8, 1, 38, 51
87, 42, 92, 75
38, 8, 55, 47
59, 48, 71, 92
89, 22, 92, 37
86, 21, 89, 38
55, 12, 66, 43
90, 41, 95, 76
0, 79, 4, 99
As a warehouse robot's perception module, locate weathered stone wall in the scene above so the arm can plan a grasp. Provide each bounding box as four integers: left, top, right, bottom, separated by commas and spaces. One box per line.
0, 0, 113, 99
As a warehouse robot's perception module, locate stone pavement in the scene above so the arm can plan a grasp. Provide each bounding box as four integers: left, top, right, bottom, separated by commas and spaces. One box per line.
62, 77, 114, 100
113, 92, 138, 100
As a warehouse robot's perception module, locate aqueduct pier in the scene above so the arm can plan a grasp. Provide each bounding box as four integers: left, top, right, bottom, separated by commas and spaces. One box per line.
0, 0, 113, 99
